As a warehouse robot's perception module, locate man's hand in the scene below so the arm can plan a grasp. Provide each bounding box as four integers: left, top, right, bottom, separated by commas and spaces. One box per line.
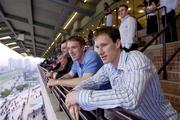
65, 91, 79, 109
47, 79, 59, 89
46, 71, 53, 78
69, 105, 79, 120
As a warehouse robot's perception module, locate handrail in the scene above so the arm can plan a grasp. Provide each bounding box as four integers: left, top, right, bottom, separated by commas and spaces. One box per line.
158, 47, 180, 74
111, 108, 144, 120
140, 24, 166, 52
140, 12, 180, 52
140, 13, 180, 79
136, 6, 166, 20
38, 65, 143, 120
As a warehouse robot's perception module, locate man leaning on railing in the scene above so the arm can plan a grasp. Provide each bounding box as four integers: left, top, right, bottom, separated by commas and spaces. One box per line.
47, 36, 104, 88
65, 27, 179, 120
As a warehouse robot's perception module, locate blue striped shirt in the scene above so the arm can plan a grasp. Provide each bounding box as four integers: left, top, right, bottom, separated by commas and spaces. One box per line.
74, 50, 178, 120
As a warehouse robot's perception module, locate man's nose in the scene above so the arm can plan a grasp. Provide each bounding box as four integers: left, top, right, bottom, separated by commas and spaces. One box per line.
98, 48, 104, 55
68, 48, 72, 53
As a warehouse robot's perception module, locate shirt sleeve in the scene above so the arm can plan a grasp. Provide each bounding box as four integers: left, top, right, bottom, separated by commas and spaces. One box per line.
77, 58, 152, 111
83, 52, 102, 75
73, 65, 110, 91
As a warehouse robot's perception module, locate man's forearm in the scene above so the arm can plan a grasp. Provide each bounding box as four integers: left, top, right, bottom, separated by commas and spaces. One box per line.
57, 77, 84, 88
59, 73, 73, 80
58, 73, 93, 88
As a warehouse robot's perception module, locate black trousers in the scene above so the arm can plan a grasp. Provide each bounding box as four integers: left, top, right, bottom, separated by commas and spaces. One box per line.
147, 15, 158, 34
162, 10, 177, 42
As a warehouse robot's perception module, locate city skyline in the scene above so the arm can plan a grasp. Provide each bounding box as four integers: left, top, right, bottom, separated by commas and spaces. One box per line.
0, 43, 23, 66
0, 43, 44, 66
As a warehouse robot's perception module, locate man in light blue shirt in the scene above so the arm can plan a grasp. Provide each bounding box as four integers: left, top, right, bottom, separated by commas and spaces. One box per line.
70, 49, 103, 77
47, 36, 103, 88
65, 27, 178, 120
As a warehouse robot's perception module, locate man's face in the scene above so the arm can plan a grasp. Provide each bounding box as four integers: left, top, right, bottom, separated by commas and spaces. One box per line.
61, 42, 68, 55
67, 41, 84, 62
95, 34, 120, 64
118, 6, 128, 19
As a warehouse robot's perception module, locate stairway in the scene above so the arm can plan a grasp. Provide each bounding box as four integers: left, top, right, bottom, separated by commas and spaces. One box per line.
144, 41, 180, 113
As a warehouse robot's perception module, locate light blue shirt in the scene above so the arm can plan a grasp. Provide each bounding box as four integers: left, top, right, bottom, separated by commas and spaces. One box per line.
71, 49, 103, 77
74, 50, 178, 120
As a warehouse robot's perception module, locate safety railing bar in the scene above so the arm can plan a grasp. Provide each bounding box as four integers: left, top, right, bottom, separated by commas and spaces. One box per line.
38, 66, 144, 120
52, 90, 60, 102
59, 105, 71, 120
55, 86, 66, 98
79, 111, 89, 120
111, 108, 144, 120
113, 111, 133, 120
89, 111, 97, 118
60, 85, 71, 93
60, 99, 73, 120
140, 27, 165, 52
79, 110, 97, 120
95, 109, 107, 120
136, 6, 166, 20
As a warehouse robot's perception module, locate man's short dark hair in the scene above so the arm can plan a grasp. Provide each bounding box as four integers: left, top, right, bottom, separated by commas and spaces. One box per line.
119, 4, 128, 10
67, 36, 86, 46
94, 27, 120, 43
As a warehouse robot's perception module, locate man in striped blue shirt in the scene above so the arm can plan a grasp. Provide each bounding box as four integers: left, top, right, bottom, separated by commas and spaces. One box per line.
65, 27, 178, 120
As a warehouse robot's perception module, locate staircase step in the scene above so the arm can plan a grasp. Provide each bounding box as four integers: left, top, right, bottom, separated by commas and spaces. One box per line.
160, 80, 180, 96
154, 61, 180, 72
164, 93, 180, 113
159, 71, 180, 81
144, 41, 180, 60
153, 54, 180, 62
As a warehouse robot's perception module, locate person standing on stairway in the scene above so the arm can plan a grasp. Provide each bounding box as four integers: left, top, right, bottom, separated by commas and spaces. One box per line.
118, 4, 137, 52
160, 0, 178, 42
104, 2, 113, 27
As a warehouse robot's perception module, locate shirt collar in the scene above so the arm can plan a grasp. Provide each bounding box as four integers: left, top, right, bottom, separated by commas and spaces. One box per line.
117, 50, 128, 70
121, 15, 129, 22
77, 49, 87, 64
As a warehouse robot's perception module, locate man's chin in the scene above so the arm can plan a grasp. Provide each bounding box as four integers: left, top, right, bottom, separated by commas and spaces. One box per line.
72, 58, 77, 61
102, 60, 109, 64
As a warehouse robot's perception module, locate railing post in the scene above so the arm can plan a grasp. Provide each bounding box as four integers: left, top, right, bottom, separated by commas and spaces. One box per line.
96, 109, 107, 120
163, 7, 167, 80
58, 86, 63, 111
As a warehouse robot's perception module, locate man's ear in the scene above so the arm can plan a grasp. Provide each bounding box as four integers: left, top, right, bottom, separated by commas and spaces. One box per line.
82, 45, 86, 51
116, 39, 121, 49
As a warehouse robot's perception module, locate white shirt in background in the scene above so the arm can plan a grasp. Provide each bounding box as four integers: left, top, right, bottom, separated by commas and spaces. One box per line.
160, 0, 178, 14
119, 15, 137, 49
